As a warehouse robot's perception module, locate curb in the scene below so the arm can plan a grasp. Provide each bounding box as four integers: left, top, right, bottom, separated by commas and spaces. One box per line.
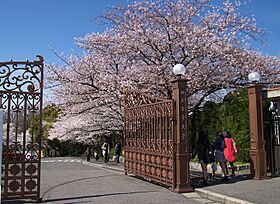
195, 189, 254, 204
82, 161, 124, 173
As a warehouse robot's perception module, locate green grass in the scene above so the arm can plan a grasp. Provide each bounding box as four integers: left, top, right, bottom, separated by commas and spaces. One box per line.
233, 161, 249, 166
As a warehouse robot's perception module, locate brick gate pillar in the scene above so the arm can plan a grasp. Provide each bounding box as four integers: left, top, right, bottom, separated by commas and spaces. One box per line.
172, 78, 193, 193
248, 84, 267, 179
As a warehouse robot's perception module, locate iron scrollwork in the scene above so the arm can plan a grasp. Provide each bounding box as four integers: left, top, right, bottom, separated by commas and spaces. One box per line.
0, 57, 43, 93
1, 56, 44, 201
125, 90, 169, 108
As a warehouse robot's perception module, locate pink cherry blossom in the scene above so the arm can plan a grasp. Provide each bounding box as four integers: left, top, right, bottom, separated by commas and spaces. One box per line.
47, 0, 280, 142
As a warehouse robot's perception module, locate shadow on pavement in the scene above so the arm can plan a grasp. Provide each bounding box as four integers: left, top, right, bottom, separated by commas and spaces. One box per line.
87, 160, 254, 190
191, 170, 252, 188
42, 190, 158, 203
41, 174, 120, 198
2, 200, 34, 204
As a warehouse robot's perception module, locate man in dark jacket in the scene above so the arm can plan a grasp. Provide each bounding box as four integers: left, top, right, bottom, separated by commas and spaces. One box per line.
115, 141, 122, 163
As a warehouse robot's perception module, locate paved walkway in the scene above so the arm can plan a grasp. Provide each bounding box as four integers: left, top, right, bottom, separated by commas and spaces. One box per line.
40, 158, 220, 204
196, 176, 280, 204
86, 159, 280, 204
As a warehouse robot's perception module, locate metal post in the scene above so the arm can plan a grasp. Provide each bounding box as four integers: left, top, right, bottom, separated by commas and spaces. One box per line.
248, 83, 267, 179
0, 108, 3, 203
172, 78, 193, 193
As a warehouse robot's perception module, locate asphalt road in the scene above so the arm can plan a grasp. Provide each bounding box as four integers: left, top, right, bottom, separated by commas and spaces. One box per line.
40, 157, 217, 204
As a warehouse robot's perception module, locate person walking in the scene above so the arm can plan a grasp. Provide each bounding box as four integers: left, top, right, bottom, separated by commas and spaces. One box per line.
193, 129, 210, 185
94, 150, 99, 162
102, 143, 109, 163
114, 141, 122, 163
223, 131, 238, 176
209, 142, 217, 180
214, 132, 229, 181
86, 146, 91, 162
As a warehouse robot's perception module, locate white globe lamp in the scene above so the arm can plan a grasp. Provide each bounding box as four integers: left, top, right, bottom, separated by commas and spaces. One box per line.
248, 71, 260, 83
172, 64, 186, 76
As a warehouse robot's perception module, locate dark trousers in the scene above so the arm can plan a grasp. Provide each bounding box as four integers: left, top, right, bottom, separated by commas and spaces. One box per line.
116, 155, 120, 163
225, 161, 235, 175
95, 155, 99, 161
104, 154, 109, 163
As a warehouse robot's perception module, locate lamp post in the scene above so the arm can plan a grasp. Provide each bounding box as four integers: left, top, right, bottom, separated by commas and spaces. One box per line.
248, 71, 267, 179
172, 64, 193, 192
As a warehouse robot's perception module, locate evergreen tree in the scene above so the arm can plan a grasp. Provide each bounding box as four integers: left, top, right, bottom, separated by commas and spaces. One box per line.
190, 88, 250, 162
220, 89, 249, 162
30, 104, 61, 144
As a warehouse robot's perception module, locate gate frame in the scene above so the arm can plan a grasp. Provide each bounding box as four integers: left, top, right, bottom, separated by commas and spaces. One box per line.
124, 77, 193, 193
263, 88, 280, 176
248, 84, 267, 179
124, 90, 176, 187
0, 56, 44, 202
171, 78, 192, 193
248, 84, 280, 179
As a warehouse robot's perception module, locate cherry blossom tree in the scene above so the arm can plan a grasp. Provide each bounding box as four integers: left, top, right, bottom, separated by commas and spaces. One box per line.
48, 0, 280, 142
47, 52, 129, 142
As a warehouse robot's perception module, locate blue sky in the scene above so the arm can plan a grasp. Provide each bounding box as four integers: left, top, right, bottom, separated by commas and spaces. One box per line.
0, 0, 279, 64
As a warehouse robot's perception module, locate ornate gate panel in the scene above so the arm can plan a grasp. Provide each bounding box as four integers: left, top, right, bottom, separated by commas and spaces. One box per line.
0, 56, 44, 201
124, 91, 175, 188
267, 115, 280, 175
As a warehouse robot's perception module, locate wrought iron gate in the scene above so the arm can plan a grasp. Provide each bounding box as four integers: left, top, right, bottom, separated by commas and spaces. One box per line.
269, 115, 280, 175
0, 56, 44, 201
124, 90, 175, 188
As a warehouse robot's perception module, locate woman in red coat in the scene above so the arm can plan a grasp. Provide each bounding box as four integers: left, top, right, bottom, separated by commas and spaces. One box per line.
223, 131, 238, 176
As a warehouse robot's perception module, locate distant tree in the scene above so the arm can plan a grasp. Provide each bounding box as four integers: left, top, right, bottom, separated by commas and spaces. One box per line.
219, 88, 250, 162
189, 100, 222, 154
30, 104, 61, 143
47, 138, 61, 157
